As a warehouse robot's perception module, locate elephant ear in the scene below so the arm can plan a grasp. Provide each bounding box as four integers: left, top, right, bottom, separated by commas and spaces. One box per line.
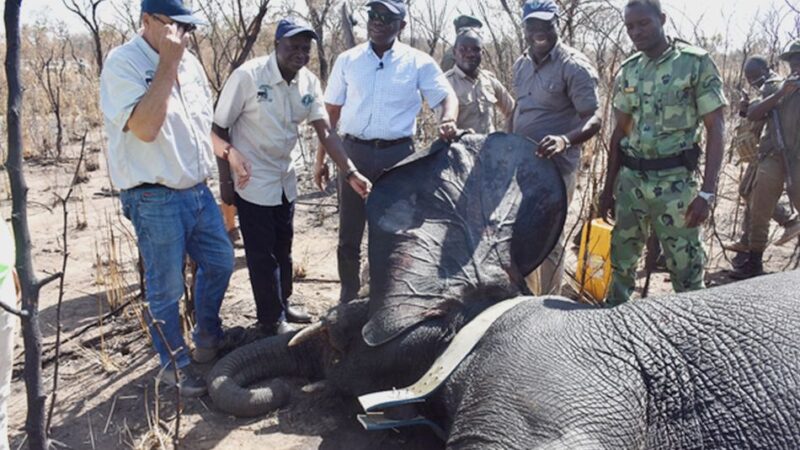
363, 133, 567, 346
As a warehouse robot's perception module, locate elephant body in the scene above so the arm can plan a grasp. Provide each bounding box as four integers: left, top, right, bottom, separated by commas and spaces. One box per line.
209, 134, 800, 448
444, 270, 800, 449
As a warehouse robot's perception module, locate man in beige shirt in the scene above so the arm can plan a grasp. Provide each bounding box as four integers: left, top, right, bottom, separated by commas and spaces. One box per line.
445, 29, 515, 134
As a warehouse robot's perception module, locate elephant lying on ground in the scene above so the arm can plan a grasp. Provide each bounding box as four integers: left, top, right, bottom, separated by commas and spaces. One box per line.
208, 133, 800, 448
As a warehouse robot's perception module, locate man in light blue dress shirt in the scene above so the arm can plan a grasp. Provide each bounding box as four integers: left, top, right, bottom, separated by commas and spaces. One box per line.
315, 0, 459, 302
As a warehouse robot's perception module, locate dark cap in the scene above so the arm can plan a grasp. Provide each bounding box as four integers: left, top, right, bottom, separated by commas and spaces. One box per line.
521, 0, 559, 22
141, 0, 207, 25
780, 40, 800, 61
366, 0, 407, 19
453, 15, 483, 31
275, 18, 319, 40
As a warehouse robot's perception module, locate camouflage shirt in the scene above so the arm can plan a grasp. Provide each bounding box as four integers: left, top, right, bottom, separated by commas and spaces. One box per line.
613, 39, 727, 160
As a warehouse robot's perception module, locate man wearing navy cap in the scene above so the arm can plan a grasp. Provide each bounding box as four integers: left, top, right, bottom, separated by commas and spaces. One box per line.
213, 18, 371, 334
511, 0, 602, 295
100, 0, 246, 396
317, 0, 458, 303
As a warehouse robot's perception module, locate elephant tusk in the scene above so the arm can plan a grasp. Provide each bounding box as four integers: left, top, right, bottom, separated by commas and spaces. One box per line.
288, 321, 327, 347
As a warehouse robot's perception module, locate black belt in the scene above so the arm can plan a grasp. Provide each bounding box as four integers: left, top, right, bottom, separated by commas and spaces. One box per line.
128, 182, 165, 190
345, 134, 412, 149
620, 145, 700, 172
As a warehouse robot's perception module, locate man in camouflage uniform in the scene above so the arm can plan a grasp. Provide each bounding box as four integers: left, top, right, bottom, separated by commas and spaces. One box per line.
725, 56, 799, 271
598, 0, 726, 306
732, 41, 800, 279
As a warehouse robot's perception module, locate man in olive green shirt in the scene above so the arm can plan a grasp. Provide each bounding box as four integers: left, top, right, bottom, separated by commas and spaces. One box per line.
445, 30, 514, 134
733, 41, 800, 279
599, 0, 727, 305
441, 15, 483, 72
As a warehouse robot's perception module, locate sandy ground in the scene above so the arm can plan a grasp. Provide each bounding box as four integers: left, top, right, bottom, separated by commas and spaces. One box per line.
2, 132, 798, 449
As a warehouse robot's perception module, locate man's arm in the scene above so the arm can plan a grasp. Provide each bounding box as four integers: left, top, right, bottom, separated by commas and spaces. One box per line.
314, 103, 343, 190
537, 109, 602, 158
125, 25, 187, 142
433, 90, 459, 140
493, 77, 516, 122
684, 107, 725, 228
747, 80, 799, 121
598, 109, 632, 220
311, 118, 370, 198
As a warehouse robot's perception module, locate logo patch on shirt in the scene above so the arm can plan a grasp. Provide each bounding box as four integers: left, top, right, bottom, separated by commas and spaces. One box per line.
144, 70, 155, 86
257, 84, 273, 102
301, 94, 314, 107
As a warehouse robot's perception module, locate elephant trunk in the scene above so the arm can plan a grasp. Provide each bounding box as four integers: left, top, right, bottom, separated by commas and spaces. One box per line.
208, 331, 322, 417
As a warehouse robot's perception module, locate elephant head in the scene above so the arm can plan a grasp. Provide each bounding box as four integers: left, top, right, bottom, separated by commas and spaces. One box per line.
208, 132, 568, 417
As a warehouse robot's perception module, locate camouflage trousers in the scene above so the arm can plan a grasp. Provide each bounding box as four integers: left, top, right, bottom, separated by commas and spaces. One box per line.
607, 167, 706, 306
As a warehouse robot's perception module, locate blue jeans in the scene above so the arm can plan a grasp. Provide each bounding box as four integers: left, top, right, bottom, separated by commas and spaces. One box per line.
121, 183, 233, 368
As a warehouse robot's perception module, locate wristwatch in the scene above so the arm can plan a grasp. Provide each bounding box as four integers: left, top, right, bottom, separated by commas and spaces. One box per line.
698, 191, 716, 204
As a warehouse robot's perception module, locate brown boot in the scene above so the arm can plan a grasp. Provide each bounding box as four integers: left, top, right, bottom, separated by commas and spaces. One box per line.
730, 251, 765, 280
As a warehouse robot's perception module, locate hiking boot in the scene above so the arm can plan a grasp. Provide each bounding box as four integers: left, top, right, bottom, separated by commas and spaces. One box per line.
774, 220, 800, 246
193, 326, 247, 363
722, 240, 750, 253
730, 252, 765, 280
158, 364, 207, 397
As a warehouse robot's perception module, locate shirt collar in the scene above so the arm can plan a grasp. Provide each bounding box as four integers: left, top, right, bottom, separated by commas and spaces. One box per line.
642, 38, 678, 66
264, 52, 296, 86
526, 42, 562, 69
453, 64, 481, 82
134, 34, 160, 67
368, 40, 407, 61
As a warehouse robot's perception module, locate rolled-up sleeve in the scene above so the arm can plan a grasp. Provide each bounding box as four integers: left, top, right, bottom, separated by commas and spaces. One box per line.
695, 54, 728, 116
417, 54, 452, 109
565, 60, 599, 114
99, 53, 146, 131
214, 69, 247, 129
324, 55, 347, 106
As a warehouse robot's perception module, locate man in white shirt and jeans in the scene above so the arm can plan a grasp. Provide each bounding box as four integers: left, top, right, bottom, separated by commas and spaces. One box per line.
315, 0, 459, 302
213, 19, 371, 334
99, 0, 248, 396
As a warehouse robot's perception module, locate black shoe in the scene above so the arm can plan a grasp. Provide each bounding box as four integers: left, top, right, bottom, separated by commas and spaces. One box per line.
158, 363, 207, 397
193, 326, 247, 363
730, 252, 765, 280
285, 305, 312, 324
260, 319, 297, 336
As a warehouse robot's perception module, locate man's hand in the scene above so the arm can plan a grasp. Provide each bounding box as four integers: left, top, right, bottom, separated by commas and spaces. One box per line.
598, 187, 615, 222
738, 90, 750, 117
228, 147, 251, 189
347, 171, 372, 199
684, 196, 711, 228
439, 119, 458, 141
158, 24, 189, 66
314, 160, 330, 191
537, 135, 570, 158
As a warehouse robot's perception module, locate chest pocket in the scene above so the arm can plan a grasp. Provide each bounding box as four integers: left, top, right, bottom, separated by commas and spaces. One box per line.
290, 91, 315, 125
659, 84, 696, 132
537, 76, 567, 109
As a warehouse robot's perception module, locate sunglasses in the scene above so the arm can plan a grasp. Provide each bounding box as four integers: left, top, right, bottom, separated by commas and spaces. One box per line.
151, 14, 197, 33
368, 10, 402, 25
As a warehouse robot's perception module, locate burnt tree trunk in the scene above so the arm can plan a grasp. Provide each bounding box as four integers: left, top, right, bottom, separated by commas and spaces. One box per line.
5, 1, 56, 448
